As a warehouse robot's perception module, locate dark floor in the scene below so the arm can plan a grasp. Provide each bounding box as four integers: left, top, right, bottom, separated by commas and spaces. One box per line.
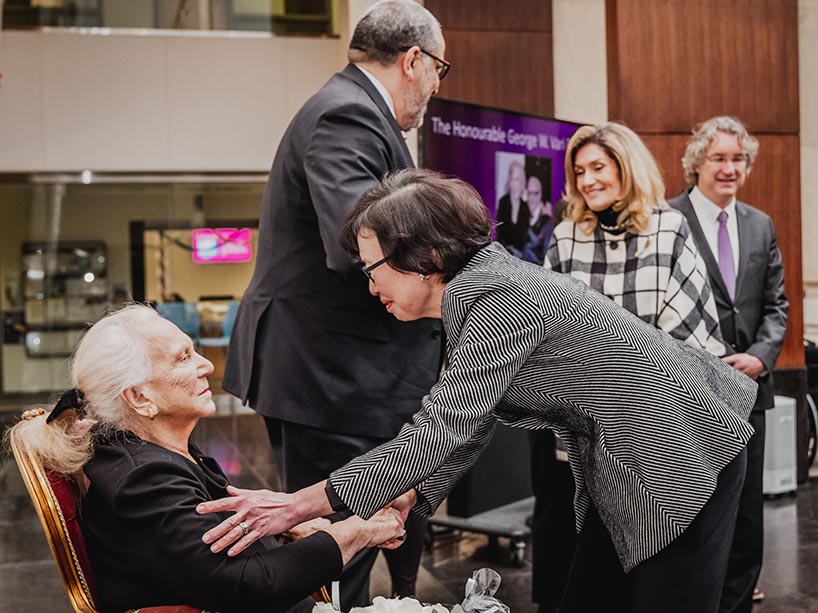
2, 405, 818, 612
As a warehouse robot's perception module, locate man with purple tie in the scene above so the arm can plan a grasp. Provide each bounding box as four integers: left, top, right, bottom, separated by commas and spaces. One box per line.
669, 116, 789, 613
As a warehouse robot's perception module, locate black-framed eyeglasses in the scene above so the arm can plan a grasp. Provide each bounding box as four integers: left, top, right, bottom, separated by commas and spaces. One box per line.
361, 255, 390, 281
403, 47, 451, 80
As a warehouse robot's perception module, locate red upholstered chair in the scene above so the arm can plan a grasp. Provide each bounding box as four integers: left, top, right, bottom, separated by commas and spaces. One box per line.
10, 413, 331, 613
10, 418, 208, 613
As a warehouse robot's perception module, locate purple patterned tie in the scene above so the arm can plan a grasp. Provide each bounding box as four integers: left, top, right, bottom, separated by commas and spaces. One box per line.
718, 211, 736, 300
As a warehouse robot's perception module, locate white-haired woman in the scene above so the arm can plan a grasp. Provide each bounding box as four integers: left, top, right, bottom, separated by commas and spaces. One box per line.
8, 305, 404, 613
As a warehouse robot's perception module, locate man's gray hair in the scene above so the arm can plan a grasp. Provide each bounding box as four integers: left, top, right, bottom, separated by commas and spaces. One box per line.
681, 116, 760, 186
349, 0, 441, 66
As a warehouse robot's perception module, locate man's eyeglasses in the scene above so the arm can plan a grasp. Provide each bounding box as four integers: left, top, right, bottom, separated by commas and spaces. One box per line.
403, 47, 451, 80
420, 48, 451, 80
705, 154, 747, 167
362, 256, 390, 281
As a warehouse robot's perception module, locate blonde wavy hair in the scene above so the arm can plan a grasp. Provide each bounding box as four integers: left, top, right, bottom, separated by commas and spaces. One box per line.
4, 305, 159, 475
563, 122, 666, 235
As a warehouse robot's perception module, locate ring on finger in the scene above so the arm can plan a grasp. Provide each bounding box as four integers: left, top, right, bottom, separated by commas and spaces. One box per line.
238, 521, 249, 537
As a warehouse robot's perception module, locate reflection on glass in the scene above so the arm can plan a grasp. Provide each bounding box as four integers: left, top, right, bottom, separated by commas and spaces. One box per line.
2, 0, 335, 36
0, 180, 264, 396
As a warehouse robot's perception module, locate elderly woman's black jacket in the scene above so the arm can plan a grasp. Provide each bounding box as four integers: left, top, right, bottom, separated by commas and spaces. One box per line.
82, 430, 341, 613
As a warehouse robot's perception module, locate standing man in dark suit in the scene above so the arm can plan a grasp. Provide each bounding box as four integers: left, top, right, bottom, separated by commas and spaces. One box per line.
222, 1, 449, 608
669, 116, 789, 613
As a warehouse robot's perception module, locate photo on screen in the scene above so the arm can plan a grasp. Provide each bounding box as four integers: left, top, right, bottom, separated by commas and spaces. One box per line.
494, 152, 555, 263
422, 98, 579, 265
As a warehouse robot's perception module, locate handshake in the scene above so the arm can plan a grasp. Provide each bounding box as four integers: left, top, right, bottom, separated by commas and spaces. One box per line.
197, 482, 415, 566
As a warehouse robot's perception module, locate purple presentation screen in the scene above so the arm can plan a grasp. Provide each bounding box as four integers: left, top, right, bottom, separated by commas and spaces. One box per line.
422, 98, 580, 264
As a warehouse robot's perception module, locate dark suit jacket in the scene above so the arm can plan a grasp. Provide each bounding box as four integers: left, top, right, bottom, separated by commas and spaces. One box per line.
223, 64, 441, 437
82, 431, 342, 613
670, 189, 788, 410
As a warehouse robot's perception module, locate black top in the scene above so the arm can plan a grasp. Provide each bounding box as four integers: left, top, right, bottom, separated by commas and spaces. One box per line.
82, 430, 342, 613
495, 194, 532, 250
592, 207, 626, 234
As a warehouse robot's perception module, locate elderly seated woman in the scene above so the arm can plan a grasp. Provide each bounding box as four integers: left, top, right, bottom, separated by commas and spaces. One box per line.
9, 305, 404, 613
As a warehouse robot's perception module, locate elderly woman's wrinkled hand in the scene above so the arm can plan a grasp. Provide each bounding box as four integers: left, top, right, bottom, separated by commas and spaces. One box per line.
365, 506, 407, 550
281, 517, 332, 543
197, 485, 299, 556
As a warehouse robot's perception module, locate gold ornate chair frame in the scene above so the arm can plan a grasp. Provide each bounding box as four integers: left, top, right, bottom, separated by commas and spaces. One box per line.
10, 424, 330, 613
10, 427, 100, 613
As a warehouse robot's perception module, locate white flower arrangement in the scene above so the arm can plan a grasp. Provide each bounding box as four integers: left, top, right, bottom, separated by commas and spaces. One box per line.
312, 567, 508, 613
313, 597, 464, 613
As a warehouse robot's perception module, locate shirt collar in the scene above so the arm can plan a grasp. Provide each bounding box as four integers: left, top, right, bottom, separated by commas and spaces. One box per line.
690, 186, 737, 222
355, 65, 396, 119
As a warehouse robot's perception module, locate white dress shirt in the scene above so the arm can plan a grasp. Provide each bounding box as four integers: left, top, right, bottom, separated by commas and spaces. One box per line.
355, 65, 396, 119
689, 186, 740, 275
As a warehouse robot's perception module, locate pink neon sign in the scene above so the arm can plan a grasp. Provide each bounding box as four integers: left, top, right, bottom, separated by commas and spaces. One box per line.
191, 228, 253, 263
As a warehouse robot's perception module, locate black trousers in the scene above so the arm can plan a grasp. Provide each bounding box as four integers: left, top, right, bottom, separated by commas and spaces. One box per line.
266, 419, 427, 610
560, 447, 747, 613
529, 430, 577, 612
720, 410, 766, 613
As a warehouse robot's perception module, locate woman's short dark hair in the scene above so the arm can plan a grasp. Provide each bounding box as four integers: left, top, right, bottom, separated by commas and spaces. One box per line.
341, 169, 493, 282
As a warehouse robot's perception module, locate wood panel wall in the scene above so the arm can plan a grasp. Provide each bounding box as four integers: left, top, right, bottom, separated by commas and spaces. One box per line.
425, 0, 554, 117
607, 0, 799, 134
608, 0, 804, 370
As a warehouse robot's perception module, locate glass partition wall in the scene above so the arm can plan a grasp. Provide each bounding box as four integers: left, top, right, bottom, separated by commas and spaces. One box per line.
2, 0, 336, 36
0, 178, 264, 404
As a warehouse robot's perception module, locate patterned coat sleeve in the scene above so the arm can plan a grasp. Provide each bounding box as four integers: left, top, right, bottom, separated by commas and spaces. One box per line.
656, 213, 727, 357
329, 280, 545, 518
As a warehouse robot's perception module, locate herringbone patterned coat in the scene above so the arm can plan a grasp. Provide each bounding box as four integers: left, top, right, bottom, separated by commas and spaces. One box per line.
330, 243, 756, 571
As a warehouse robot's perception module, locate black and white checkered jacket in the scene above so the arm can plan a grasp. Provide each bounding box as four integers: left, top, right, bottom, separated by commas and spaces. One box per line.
545, 208, 726, 356
330, 243, 755, 572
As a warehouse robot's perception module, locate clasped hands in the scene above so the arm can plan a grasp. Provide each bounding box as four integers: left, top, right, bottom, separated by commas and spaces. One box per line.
722, 352, 765, 380
197, 481, 417, 557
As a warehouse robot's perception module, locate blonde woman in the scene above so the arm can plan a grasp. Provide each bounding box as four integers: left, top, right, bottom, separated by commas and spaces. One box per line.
545, 121, 724, 353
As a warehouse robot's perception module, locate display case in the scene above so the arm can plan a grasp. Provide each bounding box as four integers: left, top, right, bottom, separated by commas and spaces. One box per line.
21, 241, 109, 358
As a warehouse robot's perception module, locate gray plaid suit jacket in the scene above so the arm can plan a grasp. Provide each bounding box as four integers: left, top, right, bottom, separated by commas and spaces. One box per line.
670, 190, 788, 411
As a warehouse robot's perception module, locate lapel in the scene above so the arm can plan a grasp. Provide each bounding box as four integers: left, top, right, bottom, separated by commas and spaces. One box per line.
340, 64, 413, 166
734, 200, 753, 300
675, 190, 733, 304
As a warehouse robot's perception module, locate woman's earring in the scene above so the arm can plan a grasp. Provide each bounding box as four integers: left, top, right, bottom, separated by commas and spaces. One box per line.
149, 408, 157, 420
419, 274, 427, 281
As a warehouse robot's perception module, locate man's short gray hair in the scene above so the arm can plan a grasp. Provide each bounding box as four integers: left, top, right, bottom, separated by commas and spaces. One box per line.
349, 0, 441, 66
681, 116, 760, 186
